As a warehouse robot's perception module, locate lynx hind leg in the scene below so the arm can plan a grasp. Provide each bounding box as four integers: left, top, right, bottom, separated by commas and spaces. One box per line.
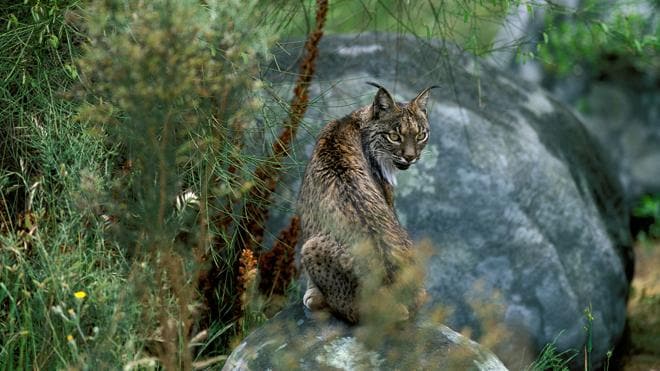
301, 236, 359, 323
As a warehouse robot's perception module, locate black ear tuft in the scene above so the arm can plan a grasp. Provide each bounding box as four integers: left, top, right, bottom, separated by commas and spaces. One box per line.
412, 85, 440, 111
367, 81, 396, 117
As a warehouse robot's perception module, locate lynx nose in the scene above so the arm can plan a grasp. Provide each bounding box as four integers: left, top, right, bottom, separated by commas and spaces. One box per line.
403, 154, 416, 163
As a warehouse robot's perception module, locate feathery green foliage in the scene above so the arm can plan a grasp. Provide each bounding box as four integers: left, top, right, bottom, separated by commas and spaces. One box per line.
537, 0, 659, 77
0, 1, 133, 368
634, 195, 660, 241
76, 0, 284, 367
1, 0, 284, 367
1, 0, 83, 212
286, 0, 513, 55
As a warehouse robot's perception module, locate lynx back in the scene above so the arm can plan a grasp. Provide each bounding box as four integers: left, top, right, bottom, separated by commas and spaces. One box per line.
297, 82, 437, 323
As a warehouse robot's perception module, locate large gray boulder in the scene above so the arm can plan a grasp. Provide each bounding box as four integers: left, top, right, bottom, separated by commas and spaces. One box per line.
576, 81, 660, 200
252, 33, 632, 369
223, 304, 507, 370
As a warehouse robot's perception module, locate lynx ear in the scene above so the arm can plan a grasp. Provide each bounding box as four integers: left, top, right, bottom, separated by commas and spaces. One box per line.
411, 85, 440, 111
367, 81, 396, 117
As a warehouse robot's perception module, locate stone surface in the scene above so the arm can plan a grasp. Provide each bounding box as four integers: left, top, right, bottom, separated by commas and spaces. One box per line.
568, 81, 660, 201
254, 33, 632, 369
222, 304, 508, 371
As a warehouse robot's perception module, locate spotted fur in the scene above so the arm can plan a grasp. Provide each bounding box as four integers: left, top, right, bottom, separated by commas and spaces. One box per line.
297, 83, 436, 323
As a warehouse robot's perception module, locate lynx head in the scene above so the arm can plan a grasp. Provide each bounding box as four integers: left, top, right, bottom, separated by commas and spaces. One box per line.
365, 82, 437, 185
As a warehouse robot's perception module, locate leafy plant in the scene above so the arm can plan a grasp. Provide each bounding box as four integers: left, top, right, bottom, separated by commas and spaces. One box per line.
76, 0, 291, 367
284, 0, 526, 56
537, 0, 659, 77
633, 194, 660, 241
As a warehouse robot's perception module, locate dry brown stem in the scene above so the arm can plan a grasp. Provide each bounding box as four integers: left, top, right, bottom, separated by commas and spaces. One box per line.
237, 0, 328, 253
258, 216, 300, 297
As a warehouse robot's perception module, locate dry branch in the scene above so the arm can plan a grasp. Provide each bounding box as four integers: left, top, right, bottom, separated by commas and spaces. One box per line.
258, 216, 300, 297
237, 0, 328, 253
197, 0, 329, 345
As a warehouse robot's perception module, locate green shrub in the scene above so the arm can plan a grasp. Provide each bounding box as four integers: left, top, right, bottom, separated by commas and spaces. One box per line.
0, 1, 133, 368
76, 0, 285, 367
537, 0, 658, 77
634, 194, 660, 241
1, 0, 286, 367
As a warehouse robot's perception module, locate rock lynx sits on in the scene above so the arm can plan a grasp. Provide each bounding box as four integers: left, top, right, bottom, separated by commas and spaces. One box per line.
297, 82, 437, 323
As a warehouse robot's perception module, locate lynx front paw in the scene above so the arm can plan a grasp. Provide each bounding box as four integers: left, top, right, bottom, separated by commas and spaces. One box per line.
303, 287, 328, 311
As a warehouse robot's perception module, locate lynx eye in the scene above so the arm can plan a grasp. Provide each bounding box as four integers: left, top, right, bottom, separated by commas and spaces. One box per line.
416, 131, 428, 142
386, 132, 401, 143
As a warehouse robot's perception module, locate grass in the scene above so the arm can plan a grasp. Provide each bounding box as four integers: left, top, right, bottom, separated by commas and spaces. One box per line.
0, 1, 128, 365
0, 117, 137, 368
526, 333, 577, 371
0, 0, 658, 369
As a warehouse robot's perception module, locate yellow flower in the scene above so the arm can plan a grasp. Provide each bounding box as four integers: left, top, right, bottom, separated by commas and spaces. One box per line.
67, 334, 74, 342
74, 291, 87, 300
